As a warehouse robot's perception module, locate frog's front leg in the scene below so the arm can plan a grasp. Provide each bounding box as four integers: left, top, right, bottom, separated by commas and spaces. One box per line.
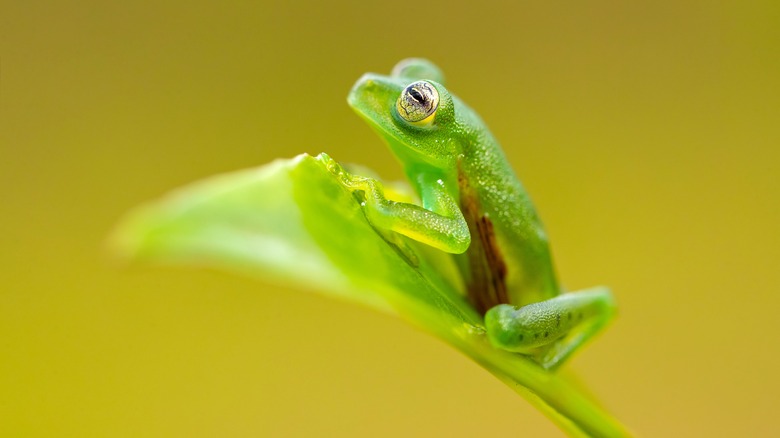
319, 153, 470, 254
484, 287, 615, 370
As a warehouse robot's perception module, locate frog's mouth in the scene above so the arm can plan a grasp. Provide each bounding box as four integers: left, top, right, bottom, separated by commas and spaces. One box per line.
347, 73, 403, 136
347, 73, 450, 171
348, 74, 436, 163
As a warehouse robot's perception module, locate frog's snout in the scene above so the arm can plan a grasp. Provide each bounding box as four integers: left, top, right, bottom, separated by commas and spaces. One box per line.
349, 73, 379, 97
348, 74, 384, 109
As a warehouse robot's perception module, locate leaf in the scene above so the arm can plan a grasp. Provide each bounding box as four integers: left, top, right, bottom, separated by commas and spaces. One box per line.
110, 153, 631, 437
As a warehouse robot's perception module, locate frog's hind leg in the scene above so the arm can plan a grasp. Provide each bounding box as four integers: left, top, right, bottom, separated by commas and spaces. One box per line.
484, 286, 616, 370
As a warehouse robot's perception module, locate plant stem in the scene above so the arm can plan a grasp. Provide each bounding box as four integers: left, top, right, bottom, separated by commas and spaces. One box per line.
444, 324, 632, 437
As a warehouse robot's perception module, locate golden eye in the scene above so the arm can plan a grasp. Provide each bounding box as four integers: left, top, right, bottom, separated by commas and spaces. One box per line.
396, 81, 439, 125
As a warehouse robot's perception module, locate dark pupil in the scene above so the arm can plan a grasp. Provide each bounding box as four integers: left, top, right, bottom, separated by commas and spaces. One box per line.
409, 88, 426, 104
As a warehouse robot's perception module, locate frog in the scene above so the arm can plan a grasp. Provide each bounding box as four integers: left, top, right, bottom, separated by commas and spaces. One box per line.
320, 58, 615, 370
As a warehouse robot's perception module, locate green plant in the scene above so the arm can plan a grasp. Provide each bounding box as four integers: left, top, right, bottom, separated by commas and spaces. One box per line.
111, 153, 630, 437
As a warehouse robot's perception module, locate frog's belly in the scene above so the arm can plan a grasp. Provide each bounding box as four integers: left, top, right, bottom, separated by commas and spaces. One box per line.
494, 221, 560, 307
456, 207, 559, 313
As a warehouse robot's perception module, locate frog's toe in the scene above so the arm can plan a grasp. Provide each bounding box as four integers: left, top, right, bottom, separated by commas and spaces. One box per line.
317, 152, 345, 176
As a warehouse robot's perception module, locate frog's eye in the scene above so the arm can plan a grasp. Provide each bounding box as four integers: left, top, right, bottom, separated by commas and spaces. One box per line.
396, 81, 439, 126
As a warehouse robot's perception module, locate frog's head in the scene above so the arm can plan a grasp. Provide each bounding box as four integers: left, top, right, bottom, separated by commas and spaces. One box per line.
348, 59, 467, 171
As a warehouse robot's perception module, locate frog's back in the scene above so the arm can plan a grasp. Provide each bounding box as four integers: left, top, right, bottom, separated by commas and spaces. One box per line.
452, 98, 559, 311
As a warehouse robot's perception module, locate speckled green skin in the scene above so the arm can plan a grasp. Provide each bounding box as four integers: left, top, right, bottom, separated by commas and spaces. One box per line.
329, 59, 615, 369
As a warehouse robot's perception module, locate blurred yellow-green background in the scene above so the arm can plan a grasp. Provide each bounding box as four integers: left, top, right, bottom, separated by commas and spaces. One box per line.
2, 1, 779, 436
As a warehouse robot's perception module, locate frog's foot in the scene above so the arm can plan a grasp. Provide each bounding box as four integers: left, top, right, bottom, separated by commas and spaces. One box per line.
484, 287, 616, 370
317, 152, 374, 192
318, 152, 351, 186
317, 152, 419, 266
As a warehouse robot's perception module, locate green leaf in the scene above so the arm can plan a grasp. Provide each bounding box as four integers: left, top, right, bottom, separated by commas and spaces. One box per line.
110, 153, 631, 437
